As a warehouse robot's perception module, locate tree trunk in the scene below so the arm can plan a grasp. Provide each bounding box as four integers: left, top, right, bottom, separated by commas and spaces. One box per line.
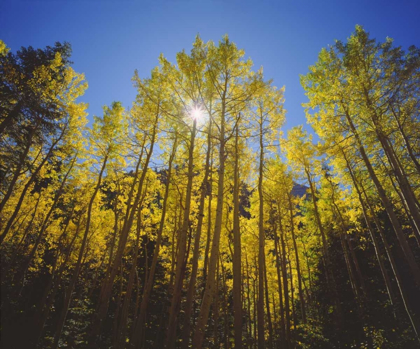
192, 93, 226, 348
360, 181, 420, 342
342, 105, 420, 287
363, 89, 420, 235
278, 212, 291, 347
28, 215, 80, 347
379, 133, 420, 235
202, 165, 213, 283
341, 146, 396, 306
287, 243, 297, 332
220, 255, 230, 349
181, 123, 212, 348
273, 220, 286, 349
245, 253, 253, 349
232, 123, 243, 349
117, 208, 143, 348
287, 193, 306, 324
130, 135, 177, 348
214, 258, 221, 348
0, 136, 32, 214
346, 234, 367, 298
18, 157, 76, 287
264, 259, 273, 349
390, 103, 420, 176
1, 125, 67, 244
52, 153, 108, 349
257, 119, 265, 349
165, 120, 197, 349
89, 118, 158, 346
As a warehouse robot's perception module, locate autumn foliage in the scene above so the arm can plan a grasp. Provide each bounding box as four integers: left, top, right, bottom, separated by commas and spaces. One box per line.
1, 27, 420, 348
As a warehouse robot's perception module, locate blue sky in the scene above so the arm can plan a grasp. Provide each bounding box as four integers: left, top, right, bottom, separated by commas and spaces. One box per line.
1, 0, 419, 133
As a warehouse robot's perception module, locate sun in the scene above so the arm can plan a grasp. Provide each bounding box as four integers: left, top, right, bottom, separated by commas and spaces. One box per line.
191, 106, 203, 120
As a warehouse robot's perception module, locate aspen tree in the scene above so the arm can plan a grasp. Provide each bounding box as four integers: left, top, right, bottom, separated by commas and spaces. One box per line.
251, 86, 285, 348
52, 102, 126, 348
193, 36, 262, 348
161, 41, 205, 348
130, 133, 178, 348
302, 26, 420, 285
89, 71, 166, 345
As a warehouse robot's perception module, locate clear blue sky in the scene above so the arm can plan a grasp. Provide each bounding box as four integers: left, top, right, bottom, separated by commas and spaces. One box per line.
1, 0, 419, 132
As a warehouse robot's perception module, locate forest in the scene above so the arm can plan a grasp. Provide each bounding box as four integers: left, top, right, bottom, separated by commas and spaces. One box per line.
1, 26, 420, 348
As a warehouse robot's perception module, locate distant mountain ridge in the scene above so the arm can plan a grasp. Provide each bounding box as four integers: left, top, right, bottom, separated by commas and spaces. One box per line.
292, 183, 308, 198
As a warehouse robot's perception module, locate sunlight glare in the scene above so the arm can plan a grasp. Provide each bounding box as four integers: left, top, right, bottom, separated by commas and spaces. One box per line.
191, 106, 203, 121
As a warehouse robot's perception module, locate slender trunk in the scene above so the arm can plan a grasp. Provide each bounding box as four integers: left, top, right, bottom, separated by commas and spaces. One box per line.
273, 220, 286, 349
253, 274, 257, 349
390, 104, 420, 175
123, 136, 146, 228
306, 169, 342, 315
360, 181, 420, 342
272, 294, 277, 346
192, 93, 226, 348
90, 118, 158, 345
1, 126, 67, 244
130, 136, 177, 348
340, 232, 360, 299
307, 170, 341, 324
287, 193, 306, 324
306, 171, 329, 261
0, 137, 32, 213
232, 122, 243, 349
98, 200, 121, 291
220, 255, 230, 349
287, 244, 297, 331
264, 259, 273, 349
214, 258, 221, 348
30, 215, 80, 347
133, 266, 141, 318
364, 89, 420, 235
331, 170, 369, 300
165, 120, 197, 349
342, 105, 420, 287
278, 212, 291, 347
117, 208, 142, 348
385, 167, 420, 247
379, 134, 420, 235
52, 154, 108, 349
300, 238, 312, 302
340, 146, 396, 306
257, 119, 265, 349
245, 259, 252, 349
130, 268, 142, 343
18, 157, 76, 284
87, 243, 110, 301
15, 193, 42, 253
343, 141, 420, 338
346, 235, 367, 298
169, 213, 178, 292
112, 266, 124, 348
182, 123, 212, 348
324, 172, 366, 301
202, 165, 213, 283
